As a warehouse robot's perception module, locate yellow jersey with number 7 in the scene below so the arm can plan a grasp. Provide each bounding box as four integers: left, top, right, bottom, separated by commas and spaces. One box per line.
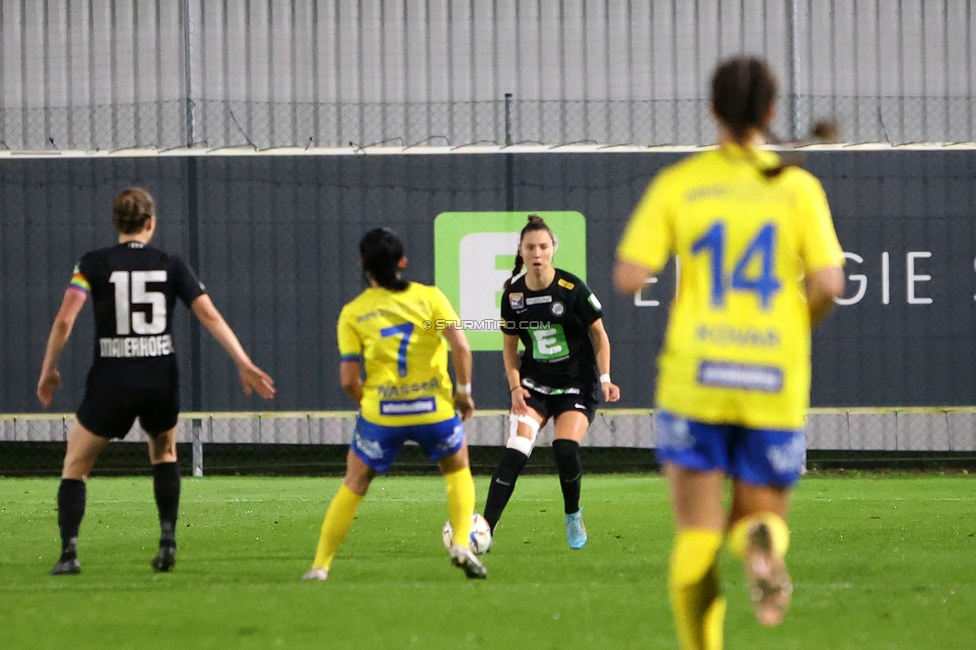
617, 145, 844, 429
337, 282, 461, 426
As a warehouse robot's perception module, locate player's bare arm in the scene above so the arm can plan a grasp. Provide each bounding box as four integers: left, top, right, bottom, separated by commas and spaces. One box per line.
442, 325, 475, 421
339, 359, 364, 404
37, 288, 89, 408
588, 319, 620, 403
613, 260, 654, 296
806, 266, 845, 326
502, 333, 530, 415
190, 294, 275, 399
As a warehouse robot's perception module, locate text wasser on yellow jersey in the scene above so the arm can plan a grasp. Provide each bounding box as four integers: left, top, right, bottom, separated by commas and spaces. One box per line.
337, 282, 461, 426
617, 145, 844, 429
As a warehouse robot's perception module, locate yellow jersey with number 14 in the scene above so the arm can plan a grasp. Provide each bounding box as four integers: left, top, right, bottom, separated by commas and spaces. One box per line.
337, 282, 461, 427
617, 145, 844, 429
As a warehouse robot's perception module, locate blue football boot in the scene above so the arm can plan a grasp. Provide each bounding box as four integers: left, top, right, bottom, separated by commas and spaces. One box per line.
565, 508, 587, 549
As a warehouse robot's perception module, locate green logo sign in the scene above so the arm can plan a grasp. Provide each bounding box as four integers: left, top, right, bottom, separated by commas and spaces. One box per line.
434, 211, 587, 351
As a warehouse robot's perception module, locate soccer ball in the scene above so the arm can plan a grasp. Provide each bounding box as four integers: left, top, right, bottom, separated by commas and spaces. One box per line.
442, 513, 492, 555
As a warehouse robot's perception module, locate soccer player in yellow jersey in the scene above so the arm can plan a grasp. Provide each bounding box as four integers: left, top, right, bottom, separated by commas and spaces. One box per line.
303, 228, 487, 581
614, 57, 845, 649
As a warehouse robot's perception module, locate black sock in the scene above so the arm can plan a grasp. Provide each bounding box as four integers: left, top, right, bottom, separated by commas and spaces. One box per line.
57, 479, 86, 560
552, 439, 582, 515
483, 448, 529, 532
152, 462, 181, 547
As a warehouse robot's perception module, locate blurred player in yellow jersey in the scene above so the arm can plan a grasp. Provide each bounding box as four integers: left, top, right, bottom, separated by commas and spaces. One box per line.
614, 56, 845, 649
303, 227, 486, 581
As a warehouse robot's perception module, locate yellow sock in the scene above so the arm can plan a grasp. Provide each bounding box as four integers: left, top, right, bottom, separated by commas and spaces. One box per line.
669, 529, 726, 650
311, 484, 364, 570
444, 467, 475, 546
728, 512, 790, 561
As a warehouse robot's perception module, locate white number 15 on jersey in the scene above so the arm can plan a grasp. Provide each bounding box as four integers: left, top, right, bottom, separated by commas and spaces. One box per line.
109, 270, 167, 335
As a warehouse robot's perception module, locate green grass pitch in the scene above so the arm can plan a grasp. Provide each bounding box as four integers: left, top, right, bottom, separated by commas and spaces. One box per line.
1, 474, 973, 649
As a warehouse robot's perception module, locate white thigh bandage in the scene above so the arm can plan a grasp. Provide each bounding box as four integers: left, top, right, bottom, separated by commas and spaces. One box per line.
507, 415, 541, 457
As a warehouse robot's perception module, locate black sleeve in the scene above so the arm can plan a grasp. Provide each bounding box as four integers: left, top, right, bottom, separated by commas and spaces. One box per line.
171, 256, 207, 307
75, 252, 96, 286
500, 289, 516, 334
572, 280, 604, 328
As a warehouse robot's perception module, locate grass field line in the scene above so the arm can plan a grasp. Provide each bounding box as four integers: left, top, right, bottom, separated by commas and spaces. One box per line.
6, 496, 577, 504
8, 494, 973, 506
810, 496, 970, 501
1, 580, 972, 595
11, 496, 971, 506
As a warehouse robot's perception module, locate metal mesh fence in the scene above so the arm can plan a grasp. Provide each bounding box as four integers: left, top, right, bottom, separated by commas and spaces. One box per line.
3, 409, 975, 477
0, 101, 189, 152
3, 95, 975, 153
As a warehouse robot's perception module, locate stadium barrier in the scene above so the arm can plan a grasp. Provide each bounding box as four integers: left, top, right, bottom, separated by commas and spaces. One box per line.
2, 409, 975, 477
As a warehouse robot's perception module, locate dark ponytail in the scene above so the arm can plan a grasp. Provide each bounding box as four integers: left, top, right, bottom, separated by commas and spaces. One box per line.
712, 57, 778, 143
503, 214, 556, 290
712, 55, 839, 179
360, 227, 409, 292
712, 55, 781, 180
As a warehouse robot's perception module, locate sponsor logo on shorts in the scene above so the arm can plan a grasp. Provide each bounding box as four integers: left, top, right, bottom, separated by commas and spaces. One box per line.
656, 414, 693, 450
437, 423, 466, 452
521, 377, 581, 396
379, 397, 437, 416
353, 431, 385, 460
574, 403, 587, 410
697, 361, 783, 393
767, 433, 806, 475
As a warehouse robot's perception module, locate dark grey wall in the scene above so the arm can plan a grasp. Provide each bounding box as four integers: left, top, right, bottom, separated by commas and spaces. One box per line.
1, 151, 974, 414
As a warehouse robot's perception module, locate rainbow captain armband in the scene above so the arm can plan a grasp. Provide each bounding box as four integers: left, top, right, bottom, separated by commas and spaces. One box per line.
69, 268, 91, 293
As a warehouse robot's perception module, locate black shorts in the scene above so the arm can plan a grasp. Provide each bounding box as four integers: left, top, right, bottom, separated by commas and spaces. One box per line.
76, 386, 180, 439
521, 380, 598, 425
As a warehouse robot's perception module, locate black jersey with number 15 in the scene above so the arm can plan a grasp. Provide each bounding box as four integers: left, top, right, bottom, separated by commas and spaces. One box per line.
69, 242, 206, 391
500, 269, 604, 389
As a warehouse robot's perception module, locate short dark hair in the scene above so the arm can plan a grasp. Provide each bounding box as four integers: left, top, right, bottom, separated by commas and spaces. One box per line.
360, 227, 409, 292
113, 188, 156, 234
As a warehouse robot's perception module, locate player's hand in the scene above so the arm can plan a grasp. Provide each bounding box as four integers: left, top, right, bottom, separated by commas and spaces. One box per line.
601, 381, 621, 403
36, 368, 62, 408
454, 393, 475, 421
510, 387, 531, 416
239, 363, 276, 399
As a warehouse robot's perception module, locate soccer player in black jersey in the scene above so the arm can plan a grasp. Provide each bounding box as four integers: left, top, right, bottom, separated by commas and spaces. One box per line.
482, 215, 620, 549
36, 187, 276, 576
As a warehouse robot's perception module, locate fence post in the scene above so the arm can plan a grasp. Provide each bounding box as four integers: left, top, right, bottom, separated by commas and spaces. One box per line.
504, 93, 515, 212
787, 0, 800, 141
181, 0, 196, 146
503, 93, 513, 146
192, 417, 204, 477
